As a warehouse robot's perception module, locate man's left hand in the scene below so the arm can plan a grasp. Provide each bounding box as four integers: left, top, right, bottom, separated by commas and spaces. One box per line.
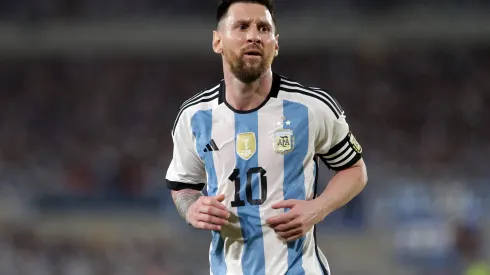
266, 199, 325, 242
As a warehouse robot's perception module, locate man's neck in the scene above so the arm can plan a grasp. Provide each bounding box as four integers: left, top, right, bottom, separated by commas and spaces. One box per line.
223, 69, 273, 111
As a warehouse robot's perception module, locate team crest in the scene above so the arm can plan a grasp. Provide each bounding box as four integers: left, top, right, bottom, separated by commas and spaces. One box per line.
349, 133, 362, 154
273, 129, 295, 154
236, 132, 256, 160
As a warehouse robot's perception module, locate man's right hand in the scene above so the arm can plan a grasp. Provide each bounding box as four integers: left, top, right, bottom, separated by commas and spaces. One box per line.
186, 194, 230, 230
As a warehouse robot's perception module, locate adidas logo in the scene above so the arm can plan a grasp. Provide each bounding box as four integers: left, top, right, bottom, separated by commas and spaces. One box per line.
204, 139, 219, 152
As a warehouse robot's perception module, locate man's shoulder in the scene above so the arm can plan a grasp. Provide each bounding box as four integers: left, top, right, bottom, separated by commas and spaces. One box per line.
277, 75, 344, 118
179, 81, 222, 110
278, 75, 333, 102
172, 81, 222, 135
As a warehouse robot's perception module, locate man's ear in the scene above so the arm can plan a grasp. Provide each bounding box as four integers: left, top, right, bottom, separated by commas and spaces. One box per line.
275, 34, 279, 56
213, 30, 223, 54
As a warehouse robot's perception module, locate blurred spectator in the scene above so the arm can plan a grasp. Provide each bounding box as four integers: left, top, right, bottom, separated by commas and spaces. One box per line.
454, 222, 490, 275
109, 154, 145, 197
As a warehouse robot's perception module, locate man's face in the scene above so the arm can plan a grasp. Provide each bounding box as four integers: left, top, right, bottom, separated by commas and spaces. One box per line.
213, 3, 279, 83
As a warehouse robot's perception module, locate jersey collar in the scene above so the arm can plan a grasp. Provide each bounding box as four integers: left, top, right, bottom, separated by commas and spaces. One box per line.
218, 72, 281, 114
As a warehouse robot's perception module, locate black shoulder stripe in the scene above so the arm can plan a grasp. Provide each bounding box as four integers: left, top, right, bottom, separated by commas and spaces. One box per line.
311, 87, 343, 114
280, 84, 340, 119
280, 78, 343, 116
171, 93, 219, 136
180, 88, 220, 112
180, 84, 220, 109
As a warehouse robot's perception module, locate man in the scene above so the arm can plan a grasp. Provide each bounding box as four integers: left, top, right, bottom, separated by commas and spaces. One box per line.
166, 0, 368, 274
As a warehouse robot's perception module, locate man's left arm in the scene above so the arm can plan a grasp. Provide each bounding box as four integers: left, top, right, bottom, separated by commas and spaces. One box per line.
313, 108, 368, 218
314, 158, 367, 219
267, 100, 367, 241
267, 158, 367, 242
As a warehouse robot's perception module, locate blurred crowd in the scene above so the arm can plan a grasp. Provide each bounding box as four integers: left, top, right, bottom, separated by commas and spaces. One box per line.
0, 226, 191, 275
0, 0, 489, 22
0, 217, 487, 275
0, 44, 489, 198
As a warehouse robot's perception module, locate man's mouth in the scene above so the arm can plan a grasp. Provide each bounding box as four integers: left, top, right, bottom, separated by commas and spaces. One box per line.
243, 50, 262, 56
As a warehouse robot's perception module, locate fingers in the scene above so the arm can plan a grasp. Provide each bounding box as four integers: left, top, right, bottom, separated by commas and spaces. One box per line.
197, 213, 228, 226
199, 207, 229, 228
277, 228, 304, 242
189, 211, 228, 231
195, 220, 222, 231
266, 211, 296, 226
215, 193, 225, 202
286, 234, 304, 242
271, 199, 299, 209
199, 205, 230, 219
188, 195, 230, 231
270, 220, 299, 232
202, 196, 228, 211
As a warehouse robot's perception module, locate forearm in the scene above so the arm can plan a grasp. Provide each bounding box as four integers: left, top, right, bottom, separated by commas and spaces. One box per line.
315, 159, 368, 219
171, 189, 203, 221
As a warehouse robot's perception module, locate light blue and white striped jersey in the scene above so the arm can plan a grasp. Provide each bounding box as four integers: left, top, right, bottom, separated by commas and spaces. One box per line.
166, 73, 363, 275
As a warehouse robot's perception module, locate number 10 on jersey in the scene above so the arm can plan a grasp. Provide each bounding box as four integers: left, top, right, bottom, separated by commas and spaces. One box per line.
228, 167, 267, 207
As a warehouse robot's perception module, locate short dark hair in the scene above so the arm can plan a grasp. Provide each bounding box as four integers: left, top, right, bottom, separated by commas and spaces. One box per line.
216, 0, 276, 25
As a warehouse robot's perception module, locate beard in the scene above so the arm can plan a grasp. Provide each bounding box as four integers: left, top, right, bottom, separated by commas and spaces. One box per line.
224, 48, 274, 84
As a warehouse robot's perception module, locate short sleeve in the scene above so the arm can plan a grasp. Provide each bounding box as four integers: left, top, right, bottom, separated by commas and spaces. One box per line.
165, 110, 207, 191
315, 107, 363, 171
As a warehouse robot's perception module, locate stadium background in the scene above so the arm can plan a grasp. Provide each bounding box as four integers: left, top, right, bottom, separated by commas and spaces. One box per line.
0, 1, 489, 274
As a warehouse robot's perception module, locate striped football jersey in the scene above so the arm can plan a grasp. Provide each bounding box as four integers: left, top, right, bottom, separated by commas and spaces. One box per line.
166, 73, 363, 275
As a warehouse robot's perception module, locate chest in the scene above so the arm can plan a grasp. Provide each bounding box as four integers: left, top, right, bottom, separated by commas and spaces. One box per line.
191, 101, 312, 175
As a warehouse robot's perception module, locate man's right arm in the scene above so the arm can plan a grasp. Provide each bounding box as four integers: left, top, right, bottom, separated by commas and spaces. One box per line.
171, 189, 203, 222
171, 189, 229, 231
167, 107, 229, 230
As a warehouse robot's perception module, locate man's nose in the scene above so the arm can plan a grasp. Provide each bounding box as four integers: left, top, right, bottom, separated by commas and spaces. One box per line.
246, 28, 261, 44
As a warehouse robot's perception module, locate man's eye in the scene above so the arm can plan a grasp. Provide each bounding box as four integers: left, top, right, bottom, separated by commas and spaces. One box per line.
260, 26, 270, 32
238, 24, 247, 30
